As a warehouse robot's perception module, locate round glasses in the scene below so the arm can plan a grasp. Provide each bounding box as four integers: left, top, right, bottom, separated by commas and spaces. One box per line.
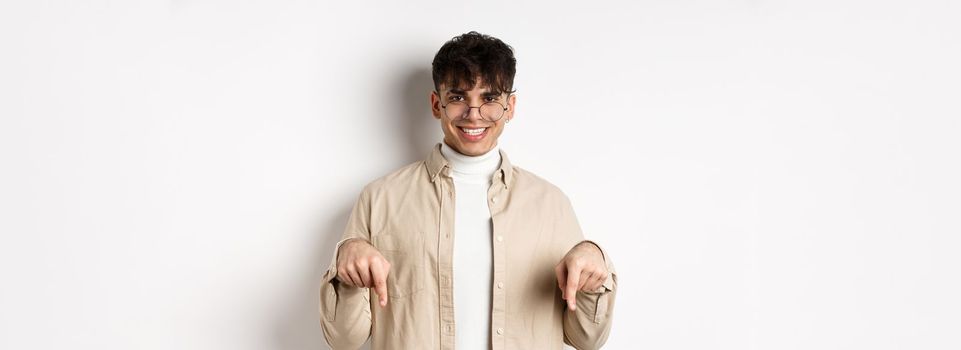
439, 96, 509, 122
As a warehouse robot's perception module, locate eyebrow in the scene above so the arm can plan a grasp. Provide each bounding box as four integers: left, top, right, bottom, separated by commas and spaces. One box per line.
446, 89, 504, 97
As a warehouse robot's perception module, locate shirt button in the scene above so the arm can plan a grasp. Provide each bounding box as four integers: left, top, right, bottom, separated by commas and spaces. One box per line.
497, 282, 504, 289
496, 328, 504, 335
496, 235, 503, 242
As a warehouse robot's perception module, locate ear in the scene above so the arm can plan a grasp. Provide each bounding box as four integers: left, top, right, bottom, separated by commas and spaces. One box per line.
505, 93, 517, 122
430, 90, 442, 120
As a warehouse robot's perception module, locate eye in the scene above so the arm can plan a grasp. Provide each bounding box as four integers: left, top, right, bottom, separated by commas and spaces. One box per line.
448, 95, 464, 102
484, 96, 500, 102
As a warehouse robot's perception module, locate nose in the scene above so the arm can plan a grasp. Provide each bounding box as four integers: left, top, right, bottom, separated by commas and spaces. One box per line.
464, 106, 484, 121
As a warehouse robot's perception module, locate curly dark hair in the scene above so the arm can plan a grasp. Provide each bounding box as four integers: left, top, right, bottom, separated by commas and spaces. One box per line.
431, 31, 517, 95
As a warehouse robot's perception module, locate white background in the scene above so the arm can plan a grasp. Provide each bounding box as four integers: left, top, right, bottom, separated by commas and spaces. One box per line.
1, 1, 959, 349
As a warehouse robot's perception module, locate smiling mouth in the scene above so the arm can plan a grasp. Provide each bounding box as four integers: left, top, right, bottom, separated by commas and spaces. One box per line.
459, 126, 487, 135
458, 126, 489, 141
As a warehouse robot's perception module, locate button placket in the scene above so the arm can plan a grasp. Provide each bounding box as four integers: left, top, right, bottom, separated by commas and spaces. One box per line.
437, 175, 456, 349
489, 183, 508, 349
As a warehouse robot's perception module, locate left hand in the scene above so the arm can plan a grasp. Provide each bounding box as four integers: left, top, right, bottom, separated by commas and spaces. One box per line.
554, 242, 609, 311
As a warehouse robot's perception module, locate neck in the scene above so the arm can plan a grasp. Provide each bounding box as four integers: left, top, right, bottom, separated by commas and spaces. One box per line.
440, 141, 501, 182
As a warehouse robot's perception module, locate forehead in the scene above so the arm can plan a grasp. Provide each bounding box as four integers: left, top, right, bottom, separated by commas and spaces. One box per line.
439, 77, 502, 95
441, 84, 503, 96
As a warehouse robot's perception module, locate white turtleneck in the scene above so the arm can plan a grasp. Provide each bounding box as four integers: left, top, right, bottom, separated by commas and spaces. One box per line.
440, 141, 500, 350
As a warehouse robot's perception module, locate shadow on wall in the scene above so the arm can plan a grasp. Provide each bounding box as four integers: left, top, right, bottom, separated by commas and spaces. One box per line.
270, 65, 437, 350
401, 66, 442, 165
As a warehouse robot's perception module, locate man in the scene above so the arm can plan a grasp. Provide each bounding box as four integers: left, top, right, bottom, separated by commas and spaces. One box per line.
319, 31, 617, 350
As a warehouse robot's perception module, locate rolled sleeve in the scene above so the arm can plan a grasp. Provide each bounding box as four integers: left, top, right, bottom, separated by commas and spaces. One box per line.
555, 192, 617, 350
319, 186, 375, 349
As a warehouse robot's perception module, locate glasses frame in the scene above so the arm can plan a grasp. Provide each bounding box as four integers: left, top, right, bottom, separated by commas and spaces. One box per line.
436, 90, 512, 122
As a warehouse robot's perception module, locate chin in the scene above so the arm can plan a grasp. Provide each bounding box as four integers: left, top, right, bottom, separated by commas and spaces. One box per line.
472, 145, 495, 155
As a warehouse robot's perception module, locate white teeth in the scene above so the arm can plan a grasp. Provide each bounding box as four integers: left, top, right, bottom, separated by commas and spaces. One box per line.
460, 127, 486, 136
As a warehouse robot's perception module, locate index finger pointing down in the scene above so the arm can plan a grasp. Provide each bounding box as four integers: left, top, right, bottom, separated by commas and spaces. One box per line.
370, 259, 389, 307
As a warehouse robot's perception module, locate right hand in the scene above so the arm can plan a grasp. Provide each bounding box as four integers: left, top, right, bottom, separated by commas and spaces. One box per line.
335, 238, 391, 307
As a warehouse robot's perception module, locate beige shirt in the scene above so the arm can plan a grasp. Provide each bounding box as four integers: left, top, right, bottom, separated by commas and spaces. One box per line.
319, 142, 618, 350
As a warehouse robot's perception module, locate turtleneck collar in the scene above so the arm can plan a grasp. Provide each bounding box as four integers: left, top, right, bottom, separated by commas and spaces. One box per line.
440, 141, 501, 184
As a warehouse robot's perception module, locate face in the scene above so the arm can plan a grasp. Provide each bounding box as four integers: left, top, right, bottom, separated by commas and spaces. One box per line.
430, 78, 516, 156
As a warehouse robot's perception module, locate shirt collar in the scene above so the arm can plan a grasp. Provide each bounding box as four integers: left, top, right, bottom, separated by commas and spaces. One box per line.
426, 142, 513, 189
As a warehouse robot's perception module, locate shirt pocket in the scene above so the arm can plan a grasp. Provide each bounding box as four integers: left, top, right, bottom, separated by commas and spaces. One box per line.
372, 233, 426, 298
